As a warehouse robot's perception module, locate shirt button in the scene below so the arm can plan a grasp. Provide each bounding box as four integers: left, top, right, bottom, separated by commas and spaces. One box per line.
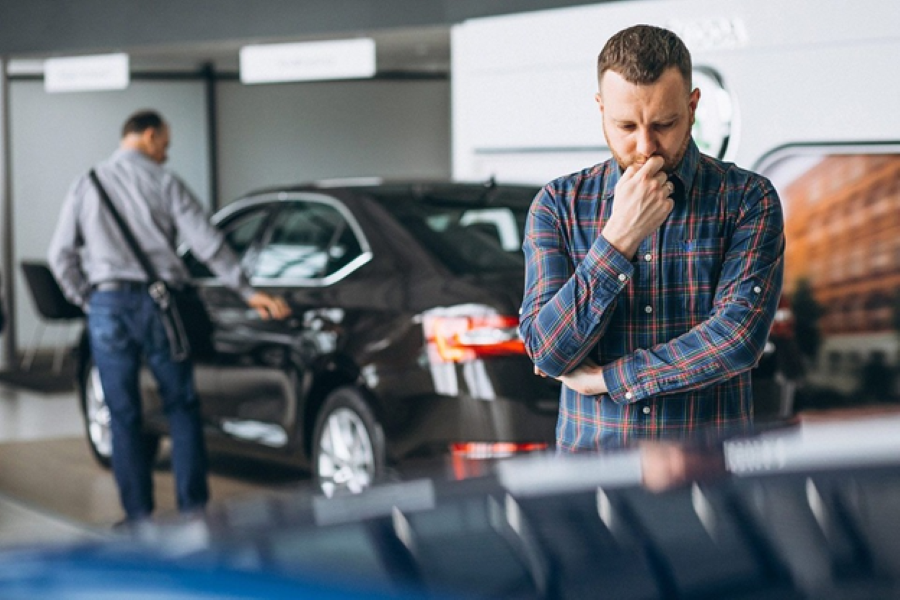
644, 305, 653, 314
644, 253, 652, 262
753, 286, 762, 294
624, 391, 633, 400
618, 273, 627, 282
642, 406, 651, 415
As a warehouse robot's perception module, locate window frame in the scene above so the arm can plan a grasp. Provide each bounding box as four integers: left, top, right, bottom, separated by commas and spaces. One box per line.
240, 192, 373, 288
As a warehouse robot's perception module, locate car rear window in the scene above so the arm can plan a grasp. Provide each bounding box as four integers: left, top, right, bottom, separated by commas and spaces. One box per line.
365, 184, 538, 275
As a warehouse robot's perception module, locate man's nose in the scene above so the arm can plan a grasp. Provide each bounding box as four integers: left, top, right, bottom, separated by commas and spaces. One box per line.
635, 129, 657, 158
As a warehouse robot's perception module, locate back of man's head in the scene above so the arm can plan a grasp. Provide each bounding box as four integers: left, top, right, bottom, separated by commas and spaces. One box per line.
121, 110, 164, 138
597, 24, 692, 91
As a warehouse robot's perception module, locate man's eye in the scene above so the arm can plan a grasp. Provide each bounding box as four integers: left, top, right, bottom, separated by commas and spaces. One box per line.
619, 124, 636, 131
655, 122, 675, 131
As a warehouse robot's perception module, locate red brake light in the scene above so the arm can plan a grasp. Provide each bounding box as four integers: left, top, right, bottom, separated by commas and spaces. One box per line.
449, 442, 550, 480
770, 296, 795, 338
450, 442, 549, 459
424, 314, 526, 363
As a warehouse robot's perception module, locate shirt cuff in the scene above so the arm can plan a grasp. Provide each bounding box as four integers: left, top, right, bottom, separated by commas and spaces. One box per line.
603, 359, 644, 404
238, 285, 256, 302
583, 235, 634, 300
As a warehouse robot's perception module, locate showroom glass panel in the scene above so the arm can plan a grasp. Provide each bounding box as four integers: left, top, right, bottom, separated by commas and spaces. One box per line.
759, 147, 900, 405
251, 201, 362, 280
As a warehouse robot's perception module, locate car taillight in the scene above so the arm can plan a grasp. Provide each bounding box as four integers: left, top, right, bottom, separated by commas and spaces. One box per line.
450, 442, 549, 459
424, 314, 526, 363
771, 304, 795, 338
449, 442, 550, 480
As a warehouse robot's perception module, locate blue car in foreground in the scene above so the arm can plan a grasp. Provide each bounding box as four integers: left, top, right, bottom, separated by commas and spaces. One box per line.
5, 408, 900, 599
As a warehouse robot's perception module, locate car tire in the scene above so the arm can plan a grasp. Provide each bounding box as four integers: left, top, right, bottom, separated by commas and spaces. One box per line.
313, 387, 386, 497
81, 361, 160, 468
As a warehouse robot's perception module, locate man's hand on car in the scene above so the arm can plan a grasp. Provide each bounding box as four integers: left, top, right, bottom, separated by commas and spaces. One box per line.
247, 292, 292, 320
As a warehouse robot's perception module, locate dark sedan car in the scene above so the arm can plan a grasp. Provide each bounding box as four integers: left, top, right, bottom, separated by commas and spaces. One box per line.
77, 178, 801, 496
79, 179, 560, 495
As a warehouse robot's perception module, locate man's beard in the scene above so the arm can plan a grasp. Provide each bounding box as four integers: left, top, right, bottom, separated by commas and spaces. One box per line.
605, 123, 692, 174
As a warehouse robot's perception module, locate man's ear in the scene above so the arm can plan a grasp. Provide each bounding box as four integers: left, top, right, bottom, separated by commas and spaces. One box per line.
595, 92, 604, 114
689, 87, 701, 124
138, 128, 155, 149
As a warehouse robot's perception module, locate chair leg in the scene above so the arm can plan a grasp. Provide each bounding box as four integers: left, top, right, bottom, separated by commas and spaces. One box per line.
21, 322, 45, 371
52, 333, 67, 375
51, 322, 79, 375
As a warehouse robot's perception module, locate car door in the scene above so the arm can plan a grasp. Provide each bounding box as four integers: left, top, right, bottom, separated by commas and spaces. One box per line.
209, 195, 370, 452
180, 201, 277, 425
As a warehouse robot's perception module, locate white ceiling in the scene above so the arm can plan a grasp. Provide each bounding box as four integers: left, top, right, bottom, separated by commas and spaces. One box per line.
6, 25, 451, 77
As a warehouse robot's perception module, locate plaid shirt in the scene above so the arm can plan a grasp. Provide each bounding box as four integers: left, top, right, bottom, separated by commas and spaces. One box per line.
520, 140, 784, 451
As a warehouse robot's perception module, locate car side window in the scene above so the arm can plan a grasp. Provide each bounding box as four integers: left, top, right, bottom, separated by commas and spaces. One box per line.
225, 209, 270, 257
183, 206, 271, 280
251, 201, 363, 282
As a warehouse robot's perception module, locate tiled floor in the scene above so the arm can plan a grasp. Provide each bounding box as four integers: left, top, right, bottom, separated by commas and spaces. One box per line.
0, 377, 309, 549
0, 380, 100, 547
0, 378, 83, 443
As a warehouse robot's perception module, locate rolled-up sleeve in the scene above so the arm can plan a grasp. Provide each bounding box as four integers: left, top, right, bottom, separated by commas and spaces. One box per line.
519, 185, 632, 377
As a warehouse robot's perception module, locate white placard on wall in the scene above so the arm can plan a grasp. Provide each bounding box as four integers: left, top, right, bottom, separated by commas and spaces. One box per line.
44, 53, 130, 93
239, 38, 376, 84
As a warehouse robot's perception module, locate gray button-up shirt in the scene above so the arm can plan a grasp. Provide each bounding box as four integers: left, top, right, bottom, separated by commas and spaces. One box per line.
49, 148, 253, 307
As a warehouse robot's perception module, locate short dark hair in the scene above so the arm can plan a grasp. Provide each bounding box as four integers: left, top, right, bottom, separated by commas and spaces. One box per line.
597, 25, 692, 92
121, 110, 165, 138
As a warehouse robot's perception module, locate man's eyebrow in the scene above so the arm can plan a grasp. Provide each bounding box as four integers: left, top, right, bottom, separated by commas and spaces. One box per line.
611, 114, 680, 125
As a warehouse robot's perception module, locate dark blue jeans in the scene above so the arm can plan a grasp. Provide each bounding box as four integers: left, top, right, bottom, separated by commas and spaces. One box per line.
88, 289, 209, 520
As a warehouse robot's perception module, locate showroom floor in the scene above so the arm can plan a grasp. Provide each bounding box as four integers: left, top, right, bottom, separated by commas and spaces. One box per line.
0, 376, 309, 549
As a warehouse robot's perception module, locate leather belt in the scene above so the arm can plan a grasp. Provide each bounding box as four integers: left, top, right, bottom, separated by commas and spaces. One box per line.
92, 280, 149, 292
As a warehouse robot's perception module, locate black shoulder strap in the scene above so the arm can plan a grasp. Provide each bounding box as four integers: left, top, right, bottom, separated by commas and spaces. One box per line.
89, 169, 161, 283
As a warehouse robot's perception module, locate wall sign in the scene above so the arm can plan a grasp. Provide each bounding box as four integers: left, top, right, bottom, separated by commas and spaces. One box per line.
44, 53, 130, 93
240, 38, 376, 84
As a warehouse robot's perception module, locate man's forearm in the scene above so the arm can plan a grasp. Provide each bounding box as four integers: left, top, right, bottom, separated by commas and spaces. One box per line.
556, 359, 608, 396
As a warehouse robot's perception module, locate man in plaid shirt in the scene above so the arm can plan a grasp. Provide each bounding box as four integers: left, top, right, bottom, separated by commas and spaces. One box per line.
520, 25, 785, 451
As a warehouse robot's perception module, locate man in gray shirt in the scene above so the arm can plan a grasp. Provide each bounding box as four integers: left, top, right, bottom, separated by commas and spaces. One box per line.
48, 109, 290, 526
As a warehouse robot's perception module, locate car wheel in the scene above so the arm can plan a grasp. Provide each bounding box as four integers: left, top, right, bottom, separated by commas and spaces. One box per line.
81, 361, 160, 468
313, 387, 385, 497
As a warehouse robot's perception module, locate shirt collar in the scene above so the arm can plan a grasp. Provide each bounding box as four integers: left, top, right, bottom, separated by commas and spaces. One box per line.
671, 137, 699, 194
113, 147, 154, 165
602, 137, 700, 198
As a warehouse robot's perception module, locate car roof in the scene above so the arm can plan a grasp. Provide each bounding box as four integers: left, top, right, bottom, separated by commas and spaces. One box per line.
236, 177, 540, 199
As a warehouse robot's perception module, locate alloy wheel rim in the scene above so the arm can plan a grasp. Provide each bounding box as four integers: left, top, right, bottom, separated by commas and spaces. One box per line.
318, 407, 374, 497
86, 366, 112, 459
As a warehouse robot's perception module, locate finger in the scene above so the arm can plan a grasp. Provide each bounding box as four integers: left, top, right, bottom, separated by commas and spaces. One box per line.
269, 299, 288, 319
619, 163, 639, 182
638, 155, 665, 177
651, 171, 668, 189
665, 180, 675, 197
276, 299, 291, 319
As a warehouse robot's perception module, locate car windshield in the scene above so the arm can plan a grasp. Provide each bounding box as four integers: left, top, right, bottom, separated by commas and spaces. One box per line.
365, 183, 538, 275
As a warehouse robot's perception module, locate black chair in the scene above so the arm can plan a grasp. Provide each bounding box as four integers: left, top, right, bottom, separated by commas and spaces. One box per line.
20, 261, 84, 373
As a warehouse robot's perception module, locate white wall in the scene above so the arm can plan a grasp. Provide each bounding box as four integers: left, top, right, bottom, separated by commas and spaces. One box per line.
215, 78, 450, 203
7, 76, 450, 357
451, 0, 900, 182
